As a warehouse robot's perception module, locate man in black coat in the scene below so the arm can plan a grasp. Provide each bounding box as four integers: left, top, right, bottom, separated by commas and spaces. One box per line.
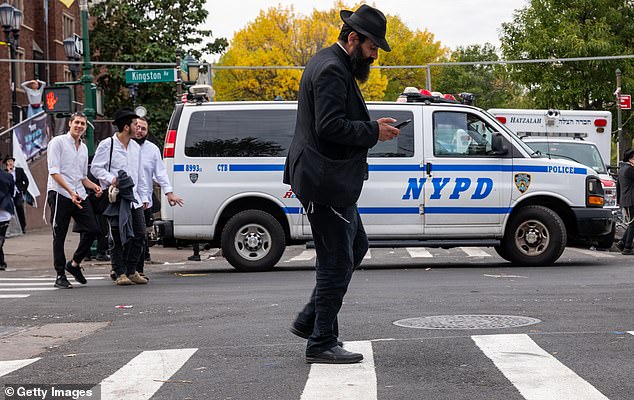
617, 148, 634, 254
283, 4, 400, 364
4, 156, 29, 233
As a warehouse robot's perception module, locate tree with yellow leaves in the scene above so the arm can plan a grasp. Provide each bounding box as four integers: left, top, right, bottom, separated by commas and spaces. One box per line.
214, 2, 446, 101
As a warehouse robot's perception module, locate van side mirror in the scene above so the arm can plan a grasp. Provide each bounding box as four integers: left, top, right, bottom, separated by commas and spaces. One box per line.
490, 132, 508, 155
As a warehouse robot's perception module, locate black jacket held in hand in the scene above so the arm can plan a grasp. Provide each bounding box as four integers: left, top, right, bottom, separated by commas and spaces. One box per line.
103, 170, 137, 245
283, 44, 379, 207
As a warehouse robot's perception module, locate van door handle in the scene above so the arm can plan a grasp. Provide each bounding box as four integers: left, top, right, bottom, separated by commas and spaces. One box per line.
425, 162, 432, 176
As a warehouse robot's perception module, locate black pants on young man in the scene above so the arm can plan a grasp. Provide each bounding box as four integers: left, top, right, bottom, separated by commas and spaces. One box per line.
293, 200, 368, 356
47, 191, 99, 276
109, 207, 145, 277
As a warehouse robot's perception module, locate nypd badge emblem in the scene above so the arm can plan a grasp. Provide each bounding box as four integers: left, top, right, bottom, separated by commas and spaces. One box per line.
514, 173, 531, 193
189, 173, 199, 184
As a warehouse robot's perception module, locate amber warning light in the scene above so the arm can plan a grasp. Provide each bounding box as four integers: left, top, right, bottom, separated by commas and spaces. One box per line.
43, 87, 73, 114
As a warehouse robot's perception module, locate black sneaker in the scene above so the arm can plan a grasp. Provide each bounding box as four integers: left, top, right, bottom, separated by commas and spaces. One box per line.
83, 255, 94, 262
65, 261, 87, 284
622, 248, 634, 255
616, 241, 625, 252
54, 275, 73, 289
109, 270, 117, 281
0, 263, 6, 271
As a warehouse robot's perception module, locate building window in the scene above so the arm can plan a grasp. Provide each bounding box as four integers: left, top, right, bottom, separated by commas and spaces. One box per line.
64, 67, 73, 83
62, 13, 75, 39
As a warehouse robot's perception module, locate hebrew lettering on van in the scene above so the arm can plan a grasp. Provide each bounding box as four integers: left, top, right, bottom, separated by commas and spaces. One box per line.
401, 177, 493, 200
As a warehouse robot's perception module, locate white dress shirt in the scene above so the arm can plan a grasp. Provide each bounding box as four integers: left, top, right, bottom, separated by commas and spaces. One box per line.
90, 133, 145, 208
47, 132, 89, 200
138, 140, 173, 207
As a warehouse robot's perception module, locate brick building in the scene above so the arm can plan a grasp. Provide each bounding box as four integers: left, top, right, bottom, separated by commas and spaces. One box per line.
1, 0, 82, 131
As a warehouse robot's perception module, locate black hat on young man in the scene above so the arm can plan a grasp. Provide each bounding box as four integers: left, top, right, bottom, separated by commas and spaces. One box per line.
340, 4, 391, 52
112, 108, 139, 125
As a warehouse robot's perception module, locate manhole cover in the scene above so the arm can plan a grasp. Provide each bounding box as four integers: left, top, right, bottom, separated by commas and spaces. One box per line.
393, 315, 541, 330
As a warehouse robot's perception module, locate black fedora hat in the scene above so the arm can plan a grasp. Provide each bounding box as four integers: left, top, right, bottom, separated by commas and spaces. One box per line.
340, 5, 391, 52
113, 108, 140, 125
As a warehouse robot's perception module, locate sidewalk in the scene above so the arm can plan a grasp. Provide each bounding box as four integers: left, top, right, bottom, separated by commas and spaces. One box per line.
2, 228, 222, 276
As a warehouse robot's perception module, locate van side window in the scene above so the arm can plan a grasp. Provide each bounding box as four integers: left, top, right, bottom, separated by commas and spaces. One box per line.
433, 111, 497, 157
184, 109, 296, 157
368, 110, 414, 157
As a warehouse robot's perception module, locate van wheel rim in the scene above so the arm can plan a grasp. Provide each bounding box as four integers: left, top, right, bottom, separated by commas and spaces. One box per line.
234, 223, 270, 261
514, 219, 550, 256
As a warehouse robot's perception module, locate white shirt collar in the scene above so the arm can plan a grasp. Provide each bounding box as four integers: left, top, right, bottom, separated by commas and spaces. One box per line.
336, 41, 349, 56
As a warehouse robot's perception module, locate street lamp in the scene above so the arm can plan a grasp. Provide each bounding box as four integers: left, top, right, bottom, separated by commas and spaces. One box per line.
125, 67, 139, 107
1, 2, 23, 126
181, 54, 200, 83
63, 36, 81, 111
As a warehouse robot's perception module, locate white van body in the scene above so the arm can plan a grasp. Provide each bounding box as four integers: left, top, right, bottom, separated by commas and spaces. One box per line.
488, 108, 617, 211
487, 109, 613, 164
155, 101, 613, 271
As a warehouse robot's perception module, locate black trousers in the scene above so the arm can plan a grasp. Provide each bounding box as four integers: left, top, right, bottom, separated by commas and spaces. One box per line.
47, 191, 99, 275
0, 220, 9, 267
13, 193, 25, 232
109, 207, 145, 276
294, 201, 368, 356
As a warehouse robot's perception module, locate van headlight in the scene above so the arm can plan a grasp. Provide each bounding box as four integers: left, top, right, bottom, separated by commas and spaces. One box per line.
586, 176, 605, 207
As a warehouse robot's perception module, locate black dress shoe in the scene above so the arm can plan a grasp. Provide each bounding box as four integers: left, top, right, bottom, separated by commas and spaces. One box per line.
289, 325, 343, 347
305, 345, 363, 364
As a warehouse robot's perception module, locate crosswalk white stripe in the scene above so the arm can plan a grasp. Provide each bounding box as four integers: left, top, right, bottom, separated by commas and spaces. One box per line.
567, 248, 615, 258
301, 341, 376, 400
0, 277, 105, 281
0, 283, 56, 286
460, 247, 491, 257
0, 358, 40, 377
363, 250, 371, 260
472, 334, 609, 400
0, 294, 30, 298
405, 247, 433, 258
99, 348, 197, 400
0, 288, 57, 291
629, 331, 634, 336
286, 249, 316, 262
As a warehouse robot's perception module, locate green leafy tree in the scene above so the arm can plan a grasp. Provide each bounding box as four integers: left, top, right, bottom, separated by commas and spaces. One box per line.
90, 0, 227, 142
434, 43, 533, 110
499, 0, 634, 155
213, 2, 446, 102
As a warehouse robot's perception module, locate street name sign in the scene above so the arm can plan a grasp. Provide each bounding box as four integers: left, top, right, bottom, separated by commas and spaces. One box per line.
125, 68, 177, 84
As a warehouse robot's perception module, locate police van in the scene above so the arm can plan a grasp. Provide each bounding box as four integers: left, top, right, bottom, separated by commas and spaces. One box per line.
155, 94, 613, 271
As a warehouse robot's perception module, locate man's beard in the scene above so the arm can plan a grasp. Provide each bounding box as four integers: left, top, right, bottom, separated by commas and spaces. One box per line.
350, 43, 373, 83
133, 137, 146, 145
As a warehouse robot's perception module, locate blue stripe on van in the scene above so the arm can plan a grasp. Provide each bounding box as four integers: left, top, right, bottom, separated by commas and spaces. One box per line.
175, 163, 586, 175
229, 164, 285, 171
283, 206, 511, 215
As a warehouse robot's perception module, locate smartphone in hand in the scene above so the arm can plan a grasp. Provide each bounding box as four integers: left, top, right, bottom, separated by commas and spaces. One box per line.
393, 119, 412, 129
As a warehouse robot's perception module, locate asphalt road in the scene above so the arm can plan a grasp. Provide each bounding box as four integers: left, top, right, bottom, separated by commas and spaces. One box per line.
1, 245, 632, 400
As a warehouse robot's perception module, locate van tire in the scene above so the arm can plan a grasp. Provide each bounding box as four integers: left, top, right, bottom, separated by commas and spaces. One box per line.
221, 210, 285, 272
493, 246, 510, 261
502, 205, 566, 266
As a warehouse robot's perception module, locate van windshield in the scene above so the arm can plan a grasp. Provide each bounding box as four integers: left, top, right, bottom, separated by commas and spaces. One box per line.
527, 141, 607, 174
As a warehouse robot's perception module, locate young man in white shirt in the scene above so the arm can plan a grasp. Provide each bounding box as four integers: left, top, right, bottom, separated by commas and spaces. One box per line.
91, 109, 148, 286
47, 112, 102, 288
132, 117, 183, 277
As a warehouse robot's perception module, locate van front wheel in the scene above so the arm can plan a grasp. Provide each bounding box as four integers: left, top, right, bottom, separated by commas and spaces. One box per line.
502, 205, 566, 266
221, 210, 285, 272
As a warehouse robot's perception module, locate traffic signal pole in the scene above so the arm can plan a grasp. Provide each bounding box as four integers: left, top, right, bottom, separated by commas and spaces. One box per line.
80, 0, 96, 156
